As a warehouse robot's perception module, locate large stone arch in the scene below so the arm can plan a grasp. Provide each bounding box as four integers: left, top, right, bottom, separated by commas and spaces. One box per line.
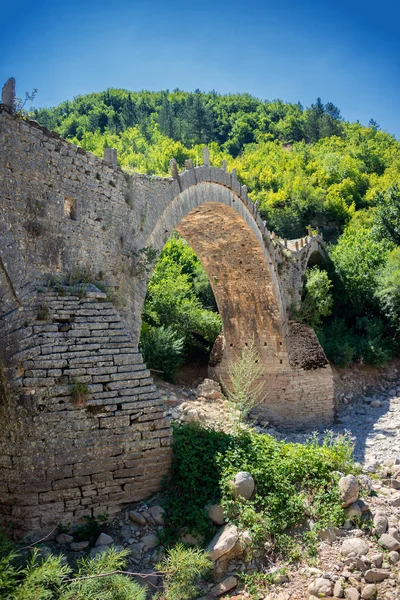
146, 182, 287, 382
141, 174, 334, 428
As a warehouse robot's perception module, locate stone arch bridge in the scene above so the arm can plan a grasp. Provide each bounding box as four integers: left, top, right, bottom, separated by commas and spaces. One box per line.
0, 98, 333, 534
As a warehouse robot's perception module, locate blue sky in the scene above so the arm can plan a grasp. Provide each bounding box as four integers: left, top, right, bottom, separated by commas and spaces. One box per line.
1, 0, 399, 137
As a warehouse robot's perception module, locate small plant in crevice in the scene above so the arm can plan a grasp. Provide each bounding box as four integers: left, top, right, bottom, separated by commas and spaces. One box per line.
75, 513, 109, 543
14, 88, 38, 116
128, 246, 158, 277
37, 302, 50, 321
0, 361, 9, 405
71, 378, 90, 407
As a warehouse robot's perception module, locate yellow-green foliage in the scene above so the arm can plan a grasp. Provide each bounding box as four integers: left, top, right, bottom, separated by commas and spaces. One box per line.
34, 90, 400, 367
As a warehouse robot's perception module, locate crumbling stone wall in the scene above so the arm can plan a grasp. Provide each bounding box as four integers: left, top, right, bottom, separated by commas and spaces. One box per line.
0, 105, 333, 533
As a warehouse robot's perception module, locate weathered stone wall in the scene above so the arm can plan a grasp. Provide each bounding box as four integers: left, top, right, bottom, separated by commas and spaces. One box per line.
0, 106, 334, 533
0, 286, 171, 535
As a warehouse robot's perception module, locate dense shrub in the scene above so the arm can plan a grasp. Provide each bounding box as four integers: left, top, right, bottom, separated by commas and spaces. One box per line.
140, 324, 185, 382
163, 425, 354, 554
293, 266, 333, 328
376, 247, 400, 332
141, 237, 221, 380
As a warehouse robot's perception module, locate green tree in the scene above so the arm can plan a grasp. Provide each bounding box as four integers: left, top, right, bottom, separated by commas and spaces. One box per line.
376, 247, 400, 332
373, 185, 400, 245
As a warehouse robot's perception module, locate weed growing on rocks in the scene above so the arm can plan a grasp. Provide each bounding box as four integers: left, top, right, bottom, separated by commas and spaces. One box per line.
163, 424, 355, 560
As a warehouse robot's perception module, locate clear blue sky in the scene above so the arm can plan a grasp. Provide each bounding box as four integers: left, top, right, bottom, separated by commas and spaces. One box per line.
1, 0, 399, 137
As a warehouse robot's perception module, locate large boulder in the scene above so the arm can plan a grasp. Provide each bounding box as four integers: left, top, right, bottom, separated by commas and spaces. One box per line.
378, 533, 400, 551
207, 504, 226, 526
206, 524, 241, 561
339, 475, 359, 507
373, 513, 388, 535
308, 577, 333, 597
232, 472, 255, 500
341, 537, 369, 557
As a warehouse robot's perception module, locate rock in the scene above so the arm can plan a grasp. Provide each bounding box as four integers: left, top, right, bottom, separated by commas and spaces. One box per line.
344, 503, 362, 521
345, 587, 360, 600
207, 504, 226, 526
90, 545, 109, 558
95, 532, 113, 546
356, 499, 370, 513
210, 576, 238, 596
370, 553, 383, 568
206, 525, 242, 561
56, 533, 74, 544
388, 494, 400, 507
148, 505, 165, 525
389, 550, 399, 564
70, 540, 89, 551
334, 578, 345, 598
358, 475, 373, 493
319, 528, 337, 543
130, 542, 144, 561
232, 472, 255, 500
378, 533, 400, 551
370, 400, 382, 408
373, 513, 388, 535
339, 475, 359, 507
341, 538, 369, 557
388, 527, 400, 541
364, 569, 390, 583
186, 409, 198, 422
361, 584, 377, 599
129, 511, 146, 526
122, 525, 134, 542
142, 533, 159, 549
354, 557, 370, 571
308, 577, 333, 597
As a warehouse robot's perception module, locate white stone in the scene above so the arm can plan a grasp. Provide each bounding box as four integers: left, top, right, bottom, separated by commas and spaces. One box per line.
232, 471, 255, 500
339, 475, 359, 507
206, 524, 240, 561
308, 577, 333, 597
207, 504, 226, 526
341, 538, 369, 557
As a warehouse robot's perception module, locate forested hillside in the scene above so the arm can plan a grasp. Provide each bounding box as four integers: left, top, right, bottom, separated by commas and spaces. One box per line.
33, 90, 400, 376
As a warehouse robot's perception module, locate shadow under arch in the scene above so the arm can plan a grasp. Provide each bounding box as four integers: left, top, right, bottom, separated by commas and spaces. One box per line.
143, 180, 334, 429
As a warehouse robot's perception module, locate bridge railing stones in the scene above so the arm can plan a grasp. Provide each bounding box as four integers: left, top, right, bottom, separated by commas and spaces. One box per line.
168, 147, 327, 272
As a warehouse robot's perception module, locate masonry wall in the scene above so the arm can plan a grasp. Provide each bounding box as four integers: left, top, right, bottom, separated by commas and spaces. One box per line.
0, 106, 169, 344
0, 286, 171, 535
